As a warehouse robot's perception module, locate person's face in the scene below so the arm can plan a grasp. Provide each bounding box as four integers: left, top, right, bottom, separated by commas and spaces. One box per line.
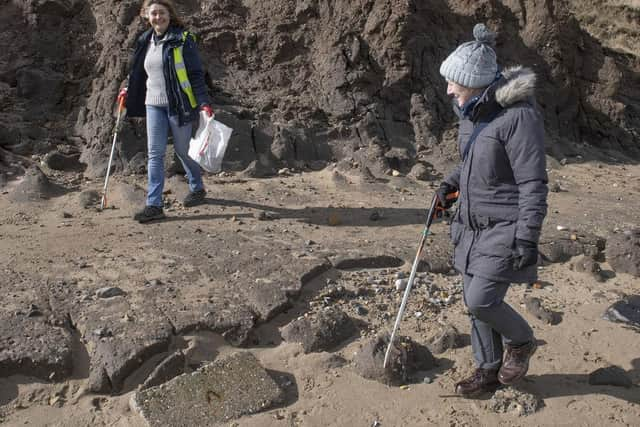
147, 3, 170, 35
447, 80, 481, 107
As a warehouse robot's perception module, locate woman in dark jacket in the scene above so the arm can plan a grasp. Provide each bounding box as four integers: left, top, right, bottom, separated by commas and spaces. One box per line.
436, 24, 548, 397
119, 0, 213, 223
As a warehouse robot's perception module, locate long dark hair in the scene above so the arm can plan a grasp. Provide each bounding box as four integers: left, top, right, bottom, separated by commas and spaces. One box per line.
140, 0, 185, 28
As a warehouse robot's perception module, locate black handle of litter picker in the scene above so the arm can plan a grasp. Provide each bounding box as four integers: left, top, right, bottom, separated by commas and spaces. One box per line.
424, 193, 440, 230
427, 190, 459, 230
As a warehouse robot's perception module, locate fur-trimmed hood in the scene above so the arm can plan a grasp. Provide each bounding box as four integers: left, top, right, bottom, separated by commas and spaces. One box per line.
495, 66, 536, 108
454, 66, 537, 120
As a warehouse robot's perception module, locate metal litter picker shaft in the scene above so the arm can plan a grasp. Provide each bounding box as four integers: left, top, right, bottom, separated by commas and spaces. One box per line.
383, 192, 446, 369
100, 96, 126, 210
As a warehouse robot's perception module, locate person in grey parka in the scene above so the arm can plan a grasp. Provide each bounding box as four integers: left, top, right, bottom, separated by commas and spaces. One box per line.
436, 24, 548, 397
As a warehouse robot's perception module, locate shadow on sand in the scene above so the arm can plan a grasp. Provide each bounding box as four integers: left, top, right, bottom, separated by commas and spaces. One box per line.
517, 357, 640, 405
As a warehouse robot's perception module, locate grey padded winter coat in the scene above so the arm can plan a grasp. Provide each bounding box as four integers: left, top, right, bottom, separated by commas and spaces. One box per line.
445, 66, 548, 283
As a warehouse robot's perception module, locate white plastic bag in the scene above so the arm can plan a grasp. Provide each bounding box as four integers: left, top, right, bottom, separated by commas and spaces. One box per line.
188, 111, 233, 173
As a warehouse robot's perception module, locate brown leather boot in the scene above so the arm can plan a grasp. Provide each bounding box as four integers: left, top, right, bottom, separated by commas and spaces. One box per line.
455, 368, 500, 397
498, 340, 537, 385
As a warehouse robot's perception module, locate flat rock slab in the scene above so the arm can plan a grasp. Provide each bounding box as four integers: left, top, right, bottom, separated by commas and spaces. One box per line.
245, 280, 293, 321
40, 245, 331, 394
170, 229, 332, 323
0, 315, 73, 381
85, 310, 174, 394
0, 276, 73, 381
47, 280, 174, 394
245, 259, 332, 321
166, 301, 257, 346
132, 352, 284, 426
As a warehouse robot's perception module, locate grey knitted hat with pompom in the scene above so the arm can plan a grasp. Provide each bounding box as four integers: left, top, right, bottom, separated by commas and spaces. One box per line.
440, 23, 498, 88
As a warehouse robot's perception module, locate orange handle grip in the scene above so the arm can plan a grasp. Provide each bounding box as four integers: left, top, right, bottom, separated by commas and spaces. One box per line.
446, 191, 460, 200
117, 96, 126, 112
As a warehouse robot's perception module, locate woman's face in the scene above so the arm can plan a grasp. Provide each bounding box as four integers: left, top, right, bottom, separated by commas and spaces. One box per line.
447, 80, 482, 108
147, 3, 170, 35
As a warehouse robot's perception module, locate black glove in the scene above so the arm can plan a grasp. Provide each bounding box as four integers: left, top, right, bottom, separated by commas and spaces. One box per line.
513, 239, 539, 270
436, 182, 458, 210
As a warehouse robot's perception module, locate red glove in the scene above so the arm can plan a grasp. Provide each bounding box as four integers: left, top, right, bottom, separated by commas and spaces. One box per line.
117, 87, 128, 106
201, 104, 214, 117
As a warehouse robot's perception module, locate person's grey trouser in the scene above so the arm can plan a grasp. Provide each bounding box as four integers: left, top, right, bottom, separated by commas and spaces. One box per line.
463, 273, 533, 370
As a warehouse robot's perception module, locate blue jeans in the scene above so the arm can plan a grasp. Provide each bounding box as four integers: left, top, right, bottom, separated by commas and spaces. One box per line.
146, 105, 204, 207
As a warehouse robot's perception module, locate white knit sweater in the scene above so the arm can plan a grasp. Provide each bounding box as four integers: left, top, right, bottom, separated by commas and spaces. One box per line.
144, 35, 169, 106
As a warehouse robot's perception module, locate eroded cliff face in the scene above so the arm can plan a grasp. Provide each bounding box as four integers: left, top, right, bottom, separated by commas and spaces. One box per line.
1, 0, 639, 181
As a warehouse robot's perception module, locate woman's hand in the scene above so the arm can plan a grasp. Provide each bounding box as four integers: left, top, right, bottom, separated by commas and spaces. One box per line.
117, 87, 128, 105
201, 105, 214, 117
513, 239, 538, 270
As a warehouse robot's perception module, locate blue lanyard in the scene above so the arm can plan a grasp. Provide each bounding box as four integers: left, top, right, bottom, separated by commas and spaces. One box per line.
461, 109, 501, 161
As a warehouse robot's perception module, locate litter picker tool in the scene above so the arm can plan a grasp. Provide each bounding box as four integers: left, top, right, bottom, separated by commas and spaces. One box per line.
100, 94, 126, 211
383, 190, 458, 368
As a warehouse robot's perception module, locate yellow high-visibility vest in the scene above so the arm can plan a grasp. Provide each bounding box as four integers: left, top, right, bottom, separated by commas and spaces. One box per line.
173, 31, 197, 108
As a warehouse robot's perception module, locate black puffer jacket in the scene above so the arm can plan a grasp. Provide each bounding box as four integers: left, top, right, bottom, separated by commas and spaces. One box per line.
445, 66, 549, 283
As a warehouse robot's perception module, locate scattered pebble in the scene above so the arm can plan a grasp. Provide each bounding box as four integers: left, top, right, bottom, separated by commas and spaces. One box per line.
96, 287, 125, 299
395, 279, 407, 291
355, 305, 368, 316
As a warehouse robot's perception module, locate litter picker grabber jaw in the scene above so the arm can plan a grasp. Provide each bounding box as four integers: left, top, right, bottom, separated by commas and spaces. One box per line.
382, 191, 458, 369
99, 96, 126, 211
